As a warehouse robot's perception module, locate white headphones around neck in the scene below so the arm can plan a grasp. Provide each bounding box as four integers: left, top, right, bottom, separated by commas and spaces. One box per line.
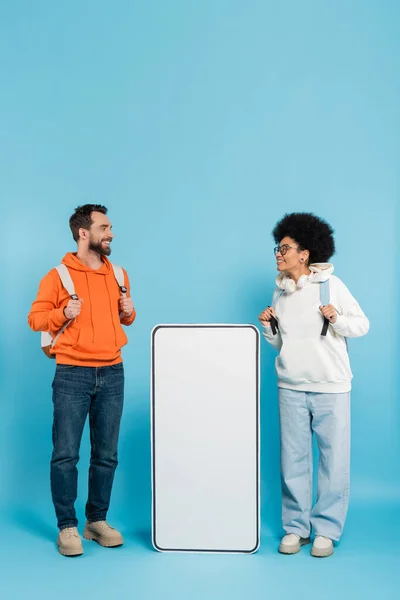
281, 273, 310, 293
297, 274, 309, 288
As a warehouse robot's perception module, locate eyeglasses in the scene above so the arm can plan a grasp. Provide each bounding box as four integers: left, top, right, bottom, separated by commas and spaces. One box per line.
274, 244, 298, 256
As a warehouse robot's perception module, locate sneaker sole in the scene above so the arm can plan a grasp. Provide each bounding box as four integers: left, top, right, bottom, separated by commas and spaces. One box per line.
311, 545, 334, 558
57, 543, 84, 557
278, 537, 310, 555
83, 530, 123, 547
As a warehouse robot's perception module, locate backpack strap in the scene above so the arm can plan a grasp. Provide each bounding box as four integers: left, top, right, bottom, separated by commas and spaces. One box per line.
320, 279, 330, 336
41, 331, 53, 349
41, 265, 78, 352
111, 263, 126, 295
269, 288, 284, 336
267, 281, 333, 338
55, 264, 78, 299
42, 263, 129, 355
272, 288, 285, 309
111, 263, 127, 319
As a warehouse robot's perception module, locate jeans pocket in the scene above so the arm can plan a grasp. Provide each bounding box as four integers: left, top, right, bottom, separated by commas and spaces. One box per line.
53, 365, 76, 385
52, 365, 76, 389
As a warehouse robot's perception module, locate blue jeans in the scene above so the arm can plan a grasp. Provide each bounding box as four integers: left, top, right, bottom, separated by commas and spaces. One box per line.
51, 364, 124, 530
278, 388, 350, 542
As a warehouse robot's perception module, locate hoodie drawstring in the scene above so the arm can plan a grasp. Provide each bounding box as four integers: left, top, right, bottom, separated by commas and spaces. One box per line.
105, 277, 118, 346
85, 272, 95, 343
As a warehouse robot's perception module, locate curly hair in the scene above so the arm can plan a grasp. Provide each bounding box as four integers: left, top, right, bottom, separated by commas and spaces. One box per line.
69, 204, 108, 242
272, 212, 335, 264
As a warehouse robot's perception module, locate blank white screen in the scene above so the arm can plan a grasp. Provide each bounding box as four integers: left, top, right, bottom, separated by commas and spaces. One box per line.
152, 325, 260, 553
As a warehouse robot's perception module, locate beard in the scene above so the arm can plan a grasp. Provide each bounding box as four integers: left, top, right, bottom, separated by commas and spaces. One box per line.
89, 236, 112, 256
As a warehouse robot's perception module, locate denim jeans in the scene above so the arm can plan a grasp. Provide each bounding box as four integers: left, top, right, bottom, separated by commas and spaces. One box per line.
51, 364, 124, 530
278, 388, 350, 542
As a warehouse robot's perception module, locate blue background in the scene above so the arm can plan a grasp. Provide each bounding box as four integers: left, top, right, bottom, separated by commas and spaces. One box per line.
1, 1, 399, 598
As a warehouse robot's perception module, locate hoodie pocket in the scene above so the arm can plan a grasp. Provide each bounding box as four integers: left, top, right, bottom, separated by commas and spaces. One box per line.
115, 323, 128, 349
276, 337, 351, 384
53, 321, 80, 350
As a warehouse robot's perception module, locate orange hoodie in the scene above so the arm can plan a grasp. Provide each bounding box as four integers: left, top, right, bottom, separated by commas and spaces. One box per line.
28, 253, 136, 366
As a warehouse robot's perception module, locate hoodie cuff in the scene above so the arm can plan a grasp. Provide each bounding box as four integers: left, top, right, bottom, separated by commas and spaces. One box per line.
121, 308, 136, 326
331, 314, 345, 331
51, 307, 69, 329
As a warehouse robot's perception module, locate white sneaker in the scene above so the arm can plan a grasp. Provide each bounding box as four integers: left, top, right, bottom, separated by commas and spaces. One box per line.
311, 536, 334, 558
278, 533, 310, 554
57, 527, 84, 557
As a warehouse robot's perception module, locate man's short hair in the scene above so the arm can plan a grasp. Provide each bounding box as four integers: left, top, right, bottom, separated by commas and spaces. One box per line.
69, 204, 108, 242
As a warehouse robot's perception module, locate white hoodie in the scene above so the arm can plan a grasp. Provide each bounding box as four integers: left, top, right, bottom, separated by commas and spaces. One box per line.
263, 264, 369, 393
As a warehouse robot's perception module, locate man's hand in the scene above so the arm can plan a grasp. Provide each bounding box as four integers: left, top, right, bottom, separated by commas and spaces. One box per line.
320, 304, 337, 324
64, 298, 83, 320
258, 306, 276, 327
119, 296, 134, 318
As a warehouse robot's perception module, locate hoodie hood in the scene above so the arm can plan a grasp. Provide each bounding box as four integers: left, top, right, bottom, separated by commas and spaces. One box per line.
276, 263, 334, 293
62, 252, 111, 275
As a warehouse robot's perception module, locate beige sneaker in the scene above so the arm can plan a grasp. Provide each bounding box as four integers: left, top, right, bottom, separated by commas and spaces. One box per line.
278, 533, 311, 554
83, 521, 124, 547
311, 536, 334, 558
57, 527, 84, 557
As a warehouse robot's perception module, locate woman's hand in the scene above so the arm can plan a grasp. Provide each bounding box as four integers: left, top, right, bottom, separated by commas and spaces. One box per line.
320, 304, 337, 324
258, 306, 276, 326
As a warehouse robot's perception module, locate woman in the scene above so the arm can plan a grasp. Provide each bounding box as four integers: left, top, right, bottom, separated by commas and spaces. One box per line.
259, 212, 369, 558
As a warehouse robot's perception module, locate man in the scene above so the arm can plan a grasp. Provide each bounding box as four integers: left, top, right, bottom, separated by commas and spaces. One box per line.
28, 204, 136, 557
